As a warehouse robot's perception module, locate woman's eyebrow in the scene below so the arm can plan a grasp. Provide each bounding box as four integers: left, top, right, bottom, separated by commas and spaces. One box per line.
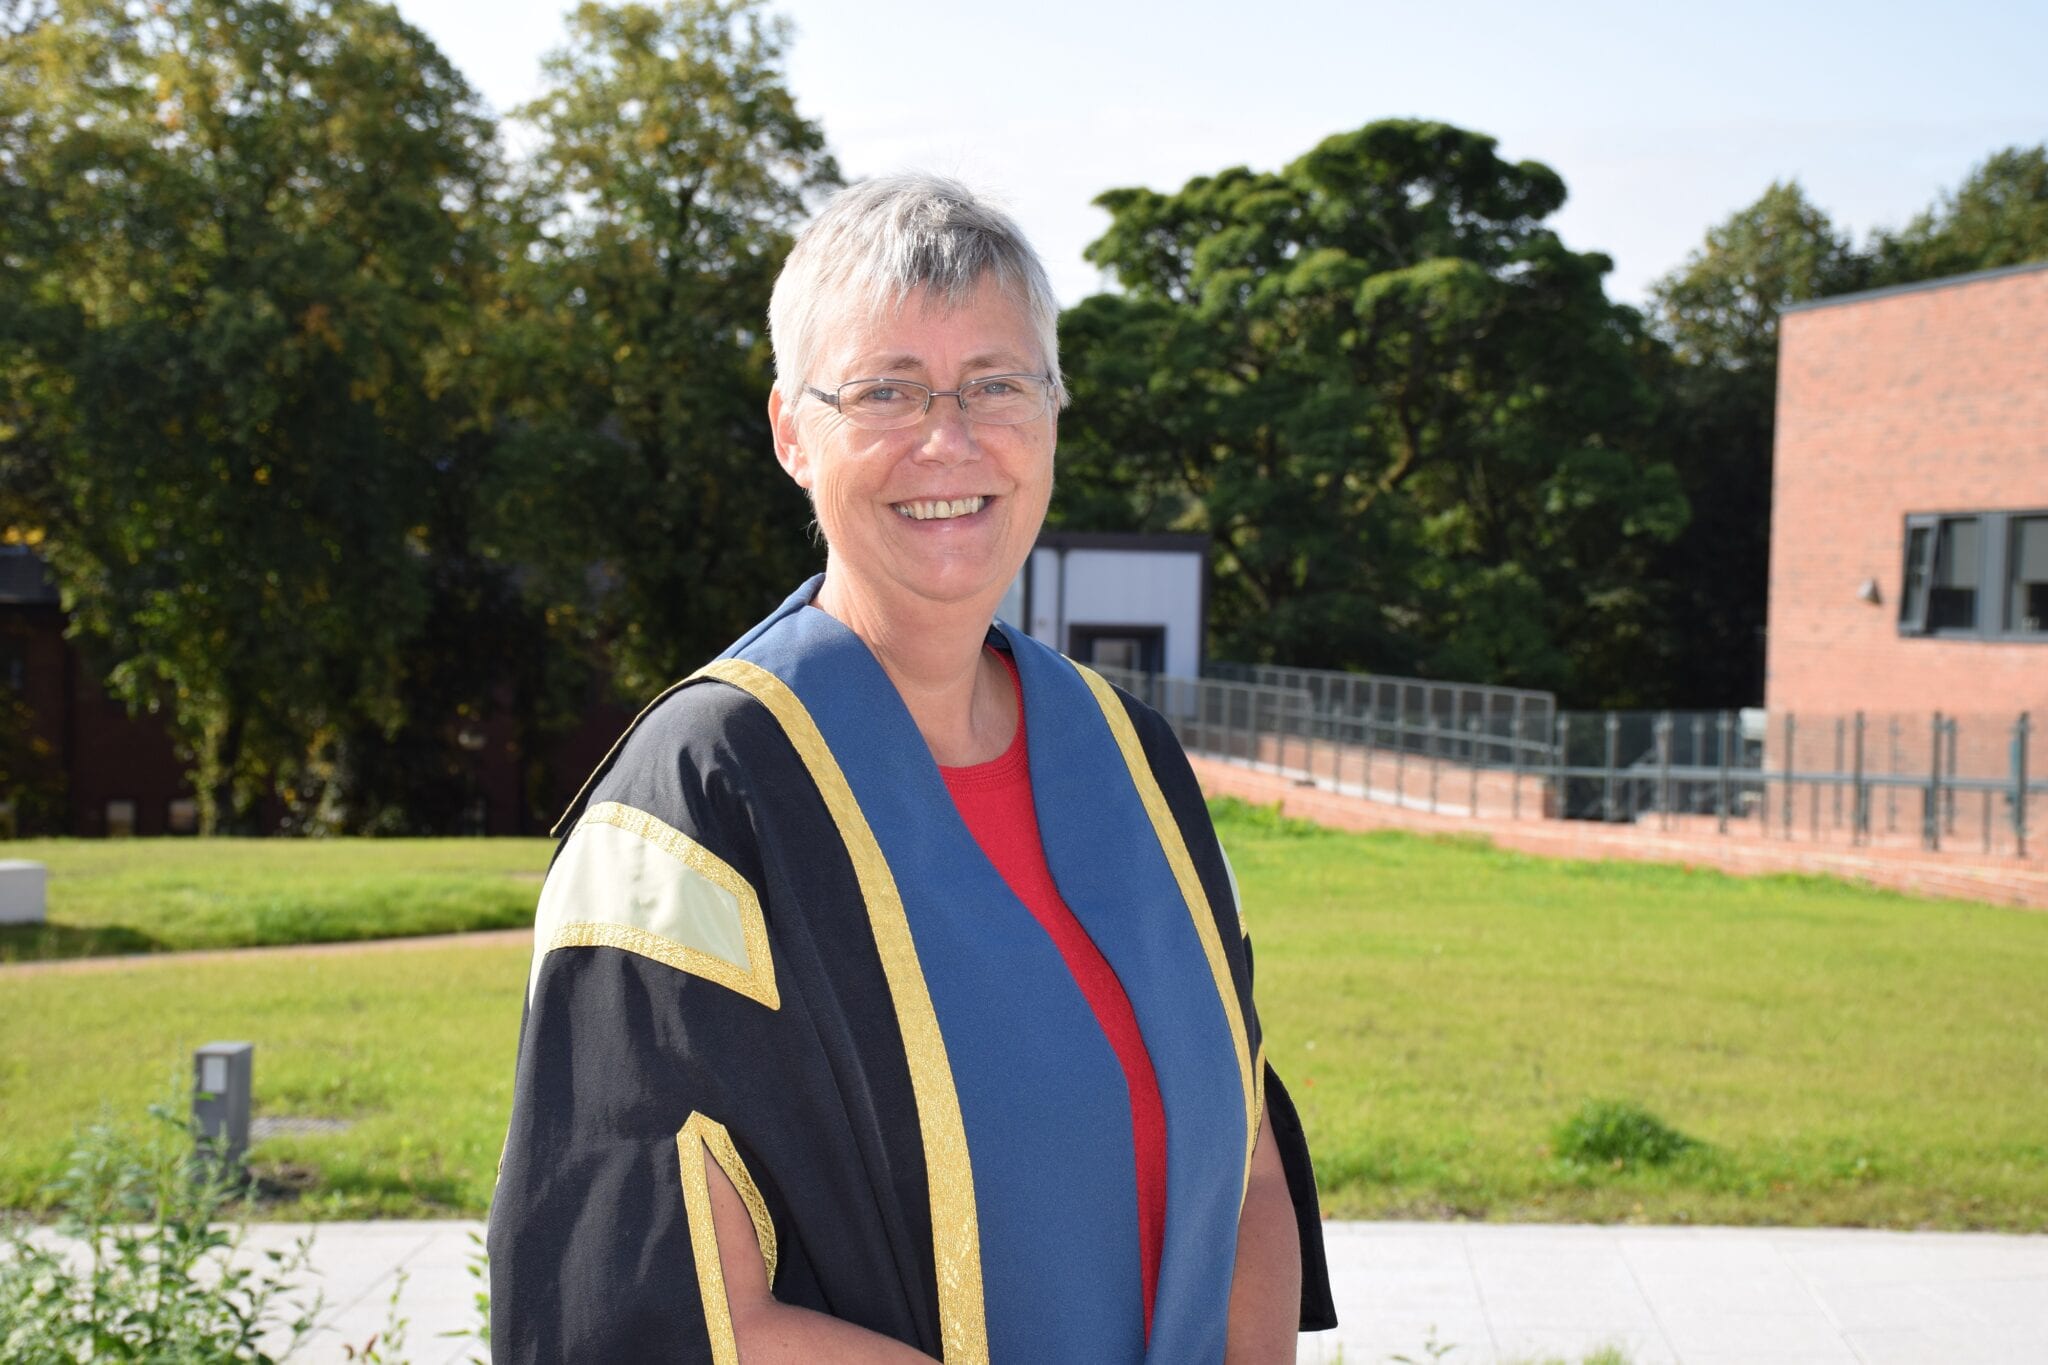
849, 353, 925, 375
845, 350, 1034, 377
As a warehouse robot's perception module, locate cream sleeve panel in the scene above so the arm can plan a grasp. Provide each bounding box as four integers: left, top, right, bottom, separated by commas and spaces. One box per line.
528, 800, 779, 1010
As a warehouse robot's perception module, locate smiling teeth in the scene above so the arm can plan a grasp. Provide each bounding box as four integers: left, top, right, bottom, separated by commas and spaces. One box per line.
895, 497, 986, 521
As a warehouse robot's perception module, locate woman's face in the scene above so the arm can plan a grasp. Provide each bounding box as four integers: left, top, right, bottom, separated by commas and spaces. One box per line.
770, 276, 1055, 621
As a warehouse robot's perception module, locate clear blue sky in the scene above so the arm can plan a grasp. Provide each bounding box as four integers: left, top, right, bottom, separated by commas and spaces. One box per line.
394, 0, 2046, 307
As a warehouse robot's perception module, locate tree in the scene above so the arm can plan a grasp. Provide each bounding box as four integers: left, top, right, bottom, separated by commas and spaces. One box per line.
1873, 145, 2048, 283
1652, 182, 1867, 373
490, 0, 840, 698
1644, 182, 1867, 706
1058, 121, 1685, 703
0, 0, 501, 831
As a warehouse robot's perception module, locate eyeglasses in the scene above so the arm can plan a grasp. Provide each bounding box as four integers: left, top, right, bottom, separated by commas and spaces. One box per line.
803, 373, 1054, 430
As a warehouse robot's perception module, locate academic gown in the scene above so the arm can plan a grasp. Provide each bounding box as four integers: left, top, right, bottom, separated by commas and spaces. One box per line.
488, 577, 1336, 1363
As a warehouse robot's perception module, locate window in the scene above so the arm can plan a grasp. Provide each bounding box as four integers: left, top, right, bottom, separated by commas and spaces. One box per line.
2012, 516, 2048, 635
105, 799, 137, 838
1900, 510, 2048, 641
167, 798, 198, 836
1927, 517, 1980, 630
0, 636, 22, 692
1068, 625, 1166, 676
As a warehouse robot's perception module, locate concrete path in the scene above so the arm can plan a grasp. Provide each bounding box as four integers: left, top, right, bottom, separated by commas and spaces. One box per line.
1300, 1222, 2048, 1364
234, 1218, 2048, 1364
0, 926, 532, 977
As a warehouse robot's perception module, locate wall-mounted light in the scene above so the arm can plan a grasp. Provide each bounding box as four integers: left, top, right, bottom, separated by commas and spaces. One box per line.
1857, 578, 1882, 605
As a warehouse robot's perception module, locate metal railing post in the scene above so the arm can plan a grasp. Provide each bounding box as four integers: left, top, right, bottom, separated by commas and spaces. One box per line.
1250, 686, 1264, 771
1656, 713, 1673, 831
1716, 711, 1732, 834
1852, 712, 1868, 845
2015, 712, 2031, 861
1926, 711, 1944, 852
1603, 712, 1620, 823
1782, 713, 1796, 839
1511, 709, 1523, 820
1945, 717, 1960, 837
1887, 716, 1901, 835
1468, 718, 1480, 817
1429, 714, 1441, 813
1362, 705, 1374, 796
1393, 703, 1407, 807
1555, 715, 1570, 821
1690, 714, 1705, 815
1274, 690, 1287, 775
1302, 691, 1313, 780
1833, 718, 1846, 831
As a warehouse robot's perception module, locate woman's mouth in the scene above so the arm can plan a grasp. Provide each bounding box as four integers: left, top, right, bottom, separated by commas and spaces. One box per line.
893, 496, 988, 521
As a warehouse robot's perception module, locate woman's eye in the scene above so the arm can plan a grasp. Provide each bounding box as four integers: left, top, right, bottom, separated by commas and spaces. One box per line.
850, 384, 913, 407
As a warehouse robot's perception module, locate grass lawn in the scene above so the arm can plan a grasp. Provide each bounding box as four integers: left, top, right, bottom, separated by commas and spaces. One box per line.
2, 802, 2045, 1227
0, 837, 554, 962
0, 939, 529, 1218
1231, 802, 2048, 1230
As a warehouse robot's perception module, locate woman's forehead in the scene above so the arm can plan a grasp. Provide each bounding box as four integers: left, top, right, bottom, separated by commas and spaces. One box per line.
817, 279, 1039, 377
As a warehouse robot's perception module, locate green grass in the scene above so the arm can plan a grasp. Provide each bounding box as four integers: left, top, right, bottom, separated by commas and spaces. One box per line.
0, 941, 528, 1217
1227, 799, 2048, 1229
0, 837, 554, 962
2, 802, 2046, 1226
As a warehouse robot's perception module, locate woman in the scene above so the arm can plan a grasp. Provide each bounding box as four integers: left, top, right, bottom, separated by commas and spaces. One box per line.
490, 175, 1334, 1363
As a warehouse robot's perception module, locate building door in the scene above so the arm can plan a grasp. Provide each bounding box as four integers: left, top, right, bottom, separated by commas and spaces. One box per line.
1068, 625, 1165, 676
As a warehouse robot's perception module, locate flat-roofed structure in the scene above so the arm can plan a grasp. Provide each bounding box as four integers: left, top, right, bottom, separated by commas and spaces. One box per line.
998, 531, 1208, 678
1767, 262, 2048, 720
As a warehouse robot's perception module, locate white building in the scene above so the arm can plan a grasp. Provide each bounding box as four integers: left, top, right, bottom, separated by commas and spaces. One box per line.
997, 532, 1207, 677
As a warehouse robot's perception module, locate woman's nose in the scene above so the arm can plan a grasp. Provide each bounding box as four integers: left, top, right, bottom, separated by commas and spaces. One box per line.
912, 398, 976, 464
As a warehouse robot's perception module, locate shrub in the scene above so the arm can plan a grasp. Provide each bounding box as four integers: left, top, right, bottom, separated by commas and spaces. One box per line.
0, 1089, 319, 1363
1553, 1099, 1698, 1170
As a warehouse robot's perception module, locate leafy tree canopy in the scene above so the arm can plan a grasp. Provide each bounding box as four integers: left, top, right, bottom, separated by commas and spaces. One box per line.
1650, 180, 1868, 373
0, 0, 499, 830
1058, 120, 1685, 703
488, 0, 840, 698
1874, 145, 2048, 283
1642, 152, 2045, 708
1638, 181, 1867, 705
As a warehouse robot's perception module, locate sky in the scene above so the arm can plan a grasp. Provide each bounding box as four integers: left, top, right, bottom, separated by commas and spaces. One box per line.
391, 0, 2046, 308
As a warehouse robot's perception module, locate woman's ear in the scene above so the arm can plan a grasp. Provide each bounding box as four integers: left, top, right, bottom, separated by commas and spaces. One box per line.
768, 387, 814, 490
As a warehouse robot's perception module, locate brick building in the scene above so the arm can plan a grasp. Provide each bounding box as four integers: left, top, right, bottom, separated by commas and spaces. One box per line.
1767, 262, 2048, 722
1, 545, 193, 835
1, 544, 629, 837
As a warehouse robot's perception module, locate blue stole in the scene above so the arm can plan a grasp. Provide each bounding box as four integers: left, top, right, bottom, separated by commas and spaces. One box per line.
720, 578, 1248, 1363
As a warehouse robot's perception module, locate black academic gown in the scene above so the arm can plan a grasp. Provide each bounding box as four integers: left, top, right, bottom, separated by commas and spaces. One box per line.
489, 580, 1335, 1363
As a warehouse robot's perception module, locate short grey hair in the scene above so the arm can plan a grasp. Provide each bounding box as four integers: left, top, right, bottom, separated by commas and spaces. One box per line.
769, 173, 1067, 408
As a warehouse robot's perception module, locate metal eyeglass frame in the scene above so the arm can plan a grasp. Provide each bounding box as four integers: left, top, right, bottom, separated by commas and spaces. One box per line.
802, 373, 1054, 429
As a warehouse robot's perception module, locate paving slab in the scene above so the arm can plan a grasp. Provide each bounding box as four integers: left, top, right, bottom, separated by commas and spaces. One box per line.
54, 1216, 2047, 1364
1297, 1223, 2048, 1365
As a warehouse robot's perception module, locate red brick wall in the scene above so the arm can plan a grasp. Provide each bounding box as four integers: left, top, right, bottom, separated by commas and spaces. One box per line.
1767, 266, 2048, 720
5, 602, 636, 837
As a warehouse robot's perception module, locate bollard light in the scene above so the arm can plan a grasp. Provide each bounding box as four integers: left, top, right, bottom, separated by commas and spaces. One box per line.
192, 1041, 254, 1184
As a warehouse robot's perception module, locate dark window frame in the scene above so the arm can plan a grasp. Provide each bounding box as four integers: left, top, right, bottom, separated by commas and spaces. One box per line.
2011, 513, 2048, 636
1899, 508, 2048, 642
1067, 623, 1168, 677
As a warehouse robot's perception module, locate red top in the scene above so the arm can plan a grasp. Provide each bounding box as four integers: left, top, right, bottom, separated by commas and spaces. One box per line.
938, 651, 1168, 1337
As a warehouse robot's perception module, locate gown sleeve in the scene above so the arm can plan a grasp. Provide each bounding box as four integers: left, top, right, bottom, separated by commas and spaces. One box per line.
1115, 685, 1340, 1333
486, 682, 939, 1363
